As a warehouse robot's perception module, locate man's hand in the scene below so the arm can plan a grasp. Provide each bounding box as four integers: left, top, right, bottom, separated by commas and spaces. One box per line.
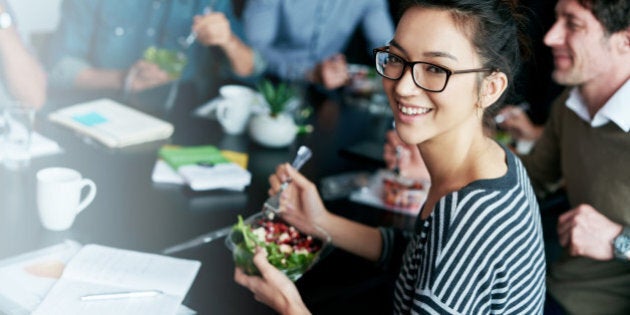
125, 60, 171, 92
314, 54, 349, 90
496, 105, 543, 141
193, 12, 233, 48
557, 204, 623, 260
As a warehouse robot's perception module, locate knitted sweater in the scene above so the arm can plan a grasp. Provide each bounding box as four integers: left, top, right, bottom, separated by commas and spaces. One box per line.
522, 90, 630, 315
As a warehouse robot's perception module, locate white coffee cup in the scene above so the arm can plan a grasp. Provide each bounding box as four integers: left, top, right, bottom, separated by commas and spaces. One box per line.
216, 85, 256, 135
215, 99, 251, 135
219, 84, 256, 100
36, 167, 97, 231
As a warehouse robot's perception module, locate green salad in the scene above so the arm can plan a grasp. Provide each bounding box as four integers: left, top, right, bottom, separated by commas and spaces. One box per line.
229, 215, 324, 281
143, 46, 187, 79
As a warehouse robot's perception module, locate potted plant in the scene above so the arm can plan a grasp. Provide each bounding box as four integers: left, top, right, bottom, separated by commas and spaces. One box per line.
249, 80, 298, 148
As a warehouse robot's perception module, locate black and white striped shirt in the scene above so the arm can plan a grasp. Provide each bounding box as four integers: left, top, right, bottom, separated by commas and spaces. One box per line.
380, 147, 546, 314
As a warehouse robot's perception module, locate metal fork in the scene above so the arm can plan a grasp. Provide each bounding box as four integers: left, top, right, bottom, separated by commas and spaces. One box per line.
393, 145, 403, 176
179, 4, 214, 49
262, 145, 312, 219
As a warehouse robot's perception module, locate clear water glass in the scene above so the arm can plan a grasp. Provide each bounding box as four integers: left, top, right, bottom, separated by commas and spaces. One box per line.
1, 104, 35, 170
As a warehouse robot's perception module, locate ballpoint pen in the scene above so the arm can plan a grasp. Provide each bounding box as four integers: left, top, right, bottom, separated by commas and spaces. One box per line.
80, 290, 163, 301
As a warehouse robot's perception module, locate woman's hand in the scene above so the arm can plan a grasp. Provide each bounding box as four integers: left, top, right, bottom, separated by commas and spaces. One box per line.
234, 248, 311, 315
383, 130, 429, 180
268, 163, 330, 239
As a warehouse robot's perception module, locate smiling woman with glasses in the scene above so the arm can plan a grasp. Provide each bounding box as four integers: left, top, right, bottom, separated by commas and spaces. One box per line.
234, 1, 546, 314
373, 47, 495, 92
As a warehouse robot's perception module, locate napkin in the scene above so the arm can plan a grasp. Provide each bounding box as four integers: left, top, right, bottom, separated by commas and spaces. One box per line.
30, 132, 63, 158
152, 145, 251, 191
178, 163, 251, 191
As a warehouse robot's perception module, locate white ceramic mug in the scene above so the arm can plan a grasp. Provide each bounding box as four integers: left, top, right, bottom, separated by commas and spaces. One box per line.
216, 85, 256, 135
216, 99, 251, 135
36, 167, 97, 231
219, 85, 254, 98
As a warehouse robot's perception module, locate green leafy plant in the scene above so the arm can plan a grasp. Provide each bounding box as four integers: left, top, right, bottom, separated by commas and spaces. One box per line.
257, 79, 295, 117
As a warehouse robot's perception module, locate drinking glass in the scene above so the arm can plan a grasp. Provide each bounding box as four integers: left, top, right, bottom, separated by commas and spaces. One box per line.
1, 103, 35, 170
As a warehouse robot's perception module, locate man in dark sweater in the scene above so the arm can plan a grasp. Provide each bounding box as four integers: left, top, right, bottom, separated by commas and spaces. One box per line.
518, 0, 630, 314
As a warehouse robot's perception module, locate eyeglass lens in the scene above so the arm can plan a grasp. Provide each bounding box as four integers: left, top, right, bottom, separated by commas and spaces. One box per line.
375, 51, 448, 92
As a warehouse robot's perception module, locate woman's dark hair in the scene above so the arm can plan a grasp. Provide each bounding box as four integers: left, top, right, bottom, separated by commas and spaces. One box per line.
399, 0, 530, 110
578, 0, 630, 35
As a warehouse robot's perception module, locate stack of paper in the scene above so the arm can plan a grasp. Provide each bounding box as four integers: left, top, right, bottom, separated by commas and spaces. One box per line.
48, 98, 174, 148
0, 241, 198, 315
0, 241, 81, 314
32, 244, 200, 315
152, 145, 251, 191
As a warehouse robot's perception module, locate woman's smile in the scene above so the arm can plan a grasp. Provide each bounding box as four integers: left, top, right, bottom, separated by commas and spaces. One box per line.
397, 103, 432, 116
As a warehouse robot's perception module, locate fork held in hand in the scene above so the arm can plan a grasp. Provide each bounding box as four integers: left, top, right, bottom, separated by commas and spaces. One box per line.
263, 146, 312, 218
180, 5, 213, 49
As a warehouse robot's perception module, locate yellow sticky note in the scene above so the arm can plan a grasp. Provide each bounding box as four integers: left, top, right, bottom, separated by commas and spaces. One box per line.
221, 150, 248, 169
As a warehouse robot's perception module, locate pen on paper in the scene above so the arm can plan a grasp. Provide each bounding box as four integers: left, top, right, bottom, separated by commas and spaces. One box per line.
80, 290, 163, 301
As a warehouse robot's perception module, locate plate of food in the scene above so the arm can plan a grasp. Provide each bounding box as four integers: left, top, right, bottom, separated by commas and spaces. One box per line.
225, 212, 332, 281
346, 64, 382, 97
349, 169, 429, 215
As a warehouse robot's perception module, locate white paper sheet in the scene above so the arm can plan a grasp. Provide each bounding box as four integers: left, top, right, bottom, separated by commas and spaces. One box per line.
0, 240, 81, 313
32, 244, 200, 315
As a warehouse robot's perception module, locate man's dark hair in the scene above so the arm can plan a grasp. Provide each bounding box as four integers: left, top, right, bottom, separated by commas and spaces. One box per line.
578, 0, 630, 34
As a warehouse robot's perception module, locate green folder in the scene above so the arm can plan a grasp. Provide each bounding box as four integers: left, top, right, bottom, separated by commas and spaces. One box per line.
159, 145, 230, 170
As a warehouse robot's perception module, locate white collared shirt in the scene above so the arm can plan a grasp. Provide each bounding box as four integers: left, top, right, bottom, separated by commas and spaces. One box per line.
565, 79, 630, 132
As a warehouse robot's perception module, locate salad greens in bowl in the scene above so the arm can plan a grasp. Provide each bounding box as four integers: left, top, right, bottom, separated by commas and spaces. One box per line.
225, 213, 332, 281
143, 46, 187, 79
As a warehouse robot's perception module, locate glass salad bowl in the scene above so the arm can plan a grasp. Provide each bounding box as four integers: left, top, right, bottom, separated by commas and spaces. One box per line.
143, 46, 188, 79
225, 212, 332, 282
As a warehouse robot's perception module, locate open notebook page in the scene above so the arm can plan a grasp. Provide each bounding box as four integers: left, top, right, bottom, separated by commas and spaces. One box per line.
32, 244, 200, 315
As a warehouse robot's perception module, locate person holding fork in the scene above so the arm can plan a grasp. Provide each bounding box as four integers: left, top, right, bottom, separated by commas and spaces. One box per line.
47, 0, 264, 103
235, 0, 546, 313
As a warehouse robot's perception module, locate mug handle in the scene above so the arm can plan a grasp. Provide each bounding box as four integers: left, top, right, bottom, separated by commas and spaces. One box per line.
77, 179, 97, 214
216, 100, 230, 123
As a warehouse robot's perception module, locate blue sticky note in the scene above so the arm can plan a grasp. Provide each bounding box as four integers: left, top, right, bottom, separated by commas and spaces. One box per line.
72, 112, 108, 126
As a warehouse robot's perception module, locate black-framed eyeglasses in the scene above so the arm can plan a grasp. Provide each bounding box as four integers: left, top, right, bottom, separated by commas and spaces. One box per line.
373, 47, 495, 93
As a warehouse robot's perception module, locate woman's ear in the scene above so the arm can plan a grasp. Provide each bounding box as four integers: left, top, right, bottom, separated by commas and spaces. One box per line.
479, 71, 508, 109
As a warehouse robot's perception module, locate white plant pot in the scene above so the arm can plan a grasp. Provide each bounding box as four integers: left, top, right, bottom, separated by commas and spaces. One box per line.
249, 114, 297, 148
